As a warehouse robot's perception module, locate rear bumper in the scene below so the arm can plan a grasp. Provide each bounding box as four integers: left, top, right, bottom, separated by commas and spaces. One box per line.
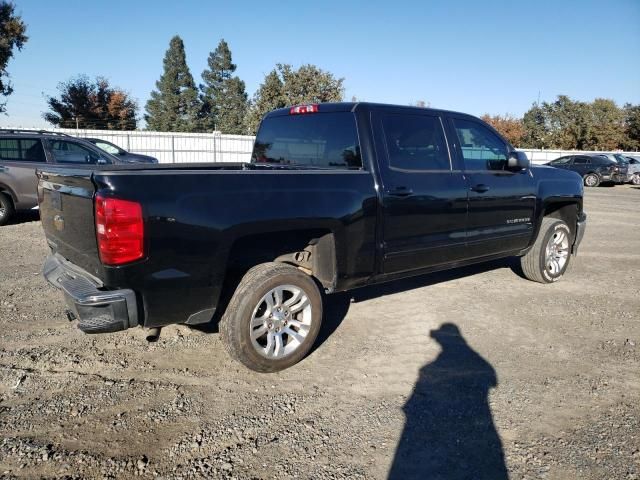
43, 253, 139, 333
572, 212, 587, 254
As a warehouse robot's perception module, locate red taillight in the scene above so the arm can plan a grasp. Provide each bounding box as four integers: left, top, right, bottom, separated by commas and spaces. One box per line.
95, 194, 144, 265
289, 104, 319, 115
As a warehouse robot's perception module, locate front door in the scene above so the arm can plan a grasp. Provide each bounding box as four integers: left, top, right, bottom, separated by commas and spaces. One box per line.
373, 109, 468, 275
448, 116, 536, 259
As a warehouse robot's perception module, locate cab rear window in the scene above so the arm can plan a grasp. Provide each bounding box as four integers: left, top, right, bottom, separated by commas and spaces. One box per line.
252, 112, 362, 169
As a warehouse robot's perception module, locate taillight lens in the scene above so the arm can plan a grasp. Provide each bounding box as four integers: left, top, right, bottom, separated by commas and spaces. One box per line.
289, 104, 319, 115
95, 194, 144, 265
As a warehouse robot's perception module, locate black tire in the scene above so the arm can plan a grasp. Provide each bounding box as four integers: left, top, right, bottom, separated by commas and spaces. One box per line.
0, 193, 15, 226
219, 262, 323, 373
520, 217, 573, 284
583, 173, 600, 187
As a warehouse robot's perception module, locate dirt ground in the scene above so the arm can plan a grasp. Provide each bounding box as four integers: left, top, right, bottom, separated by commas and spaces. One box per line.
0, 185, 639, 479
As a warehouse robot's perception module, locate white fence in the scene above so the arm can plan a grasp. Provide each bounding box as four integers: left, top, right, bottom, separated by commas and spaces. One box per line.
13, 127, 640, 165
49, 128, 255, 164
517, 148, 639, 164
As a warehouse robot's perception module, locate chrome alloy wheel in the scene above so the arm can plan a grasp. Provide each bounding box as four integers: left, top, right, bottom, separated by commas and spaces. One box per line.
249, 285, 312, 359
584, 175, 598, 187
545, 228, 569, 276
0, 205, 5, 219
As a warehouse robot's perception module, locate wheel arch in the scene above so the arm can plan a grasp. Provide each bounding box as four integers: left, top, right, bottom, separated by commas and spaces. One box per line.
224, 228, 338, 292
0, 183, 18, 204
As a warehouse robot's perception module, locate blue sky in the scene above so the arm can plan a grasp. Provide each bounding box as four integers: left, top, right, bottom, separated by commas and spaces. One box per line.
2, 0, 639, 128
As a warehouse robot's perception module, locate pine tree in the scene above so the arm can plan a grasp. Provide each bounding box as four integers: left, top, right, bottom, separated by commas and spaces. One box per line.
200, 39, 248, 133
246, 69, 286, 134
145, 36, 201, 132
216, 77, 248, 134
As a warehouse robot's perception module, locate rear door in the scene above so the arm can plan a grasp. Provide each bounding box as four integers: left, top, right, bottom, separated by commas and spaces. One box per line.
0, 137, 48, 209
447, 116, 536, 258
373, 108, 468, 274
571, 156, 591, 177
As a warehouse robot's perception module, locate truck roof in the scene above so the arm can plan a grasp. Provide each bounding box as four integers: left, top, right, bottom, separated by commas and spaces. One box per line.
264, 102, 476, 119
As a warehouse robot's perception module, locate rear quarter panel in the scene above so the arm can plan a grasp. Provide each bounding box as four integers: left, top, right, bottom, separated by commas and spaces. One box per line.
93, 169, 378, 327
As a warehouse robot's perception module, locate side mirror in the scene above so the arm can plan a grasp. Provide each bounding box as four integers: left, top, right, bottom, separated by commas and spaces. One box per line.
508, 151, 530, 170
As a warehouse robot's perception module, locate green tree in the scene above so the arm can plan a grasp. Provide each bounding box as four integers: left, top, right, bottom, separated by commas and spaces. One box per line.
145, 36, 201, 132
246, 64, 344, 134
278, 63, 344, 105
200, 39, 247, 134
43, 76, 137, 130
623, 103, 640, 150
0, 1, 27, 113
544, 95, 592, 150
585, 98, 625, 150
522, 104, 549, 149
245, 69, 286, 134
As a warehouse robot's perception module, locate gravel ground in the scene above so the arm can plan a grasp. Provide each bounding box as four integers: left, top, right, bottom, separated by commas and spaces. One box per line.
0, 186, 639, 479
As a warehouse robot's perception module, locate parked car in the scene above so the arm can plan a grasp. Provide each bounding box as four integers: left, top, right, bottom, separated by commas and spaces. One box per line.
596, 153, 634, 182
85, 138, 158, 164
38, 102, 586, 372
0, 129, 120, 226
624, 156, 640, 185
546, 154, 627, 187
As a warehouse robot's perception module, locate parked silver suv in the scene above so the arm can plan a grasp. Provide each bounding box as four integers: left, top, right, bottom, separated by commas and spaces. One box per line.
0, 130, 118, 226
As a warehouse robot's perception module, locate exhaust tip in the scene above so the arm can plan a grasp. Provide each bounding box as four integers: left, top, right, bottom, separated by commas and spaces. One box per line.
145, 327, 161, 342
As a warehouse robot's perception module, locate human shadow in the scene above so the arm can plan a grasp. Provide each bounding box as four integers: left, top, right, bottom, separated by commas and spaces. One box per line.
388, 323, 508, 480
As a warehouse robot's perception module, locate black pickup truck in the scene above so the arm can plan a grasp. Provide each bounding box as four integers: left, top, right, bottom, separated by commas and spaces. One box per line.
38, 102, 586, 372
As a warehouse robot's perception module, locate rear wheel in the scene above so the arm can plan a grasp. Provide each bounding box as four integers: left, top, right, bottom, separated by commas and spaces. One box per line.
583, 173, 599, 187
520, 217, 572, 283
219, 262, 323, 372
0, 193, 15, 226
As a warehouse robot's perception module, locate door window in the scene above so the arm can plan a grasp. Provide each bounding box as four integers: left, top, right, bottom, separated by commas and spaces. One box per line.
550, 156, 573, 165
573, 157, 590, 165
452, 119, 508, 171
381, 114, 450, 171
0, 138, 46, 162
50, 140, 101, 164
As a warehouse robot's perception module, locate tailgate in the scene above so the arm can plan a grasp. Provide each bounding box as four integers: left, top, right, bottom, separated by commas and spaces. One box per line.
38, 167, 103, 279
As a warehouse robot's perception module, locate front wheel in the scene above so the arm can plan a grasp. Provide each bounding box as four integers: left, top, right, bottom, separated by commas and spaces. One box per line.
520, 217, 573, 283
632, 173, 640, 186
583, 173, 600, 187
219, 262, 323, 372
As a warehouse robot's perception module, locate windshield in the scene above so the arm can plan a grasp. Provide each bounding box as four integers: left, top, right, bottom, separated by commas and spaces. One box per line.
94, 140, 123, 156
252, 112, 362, 169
